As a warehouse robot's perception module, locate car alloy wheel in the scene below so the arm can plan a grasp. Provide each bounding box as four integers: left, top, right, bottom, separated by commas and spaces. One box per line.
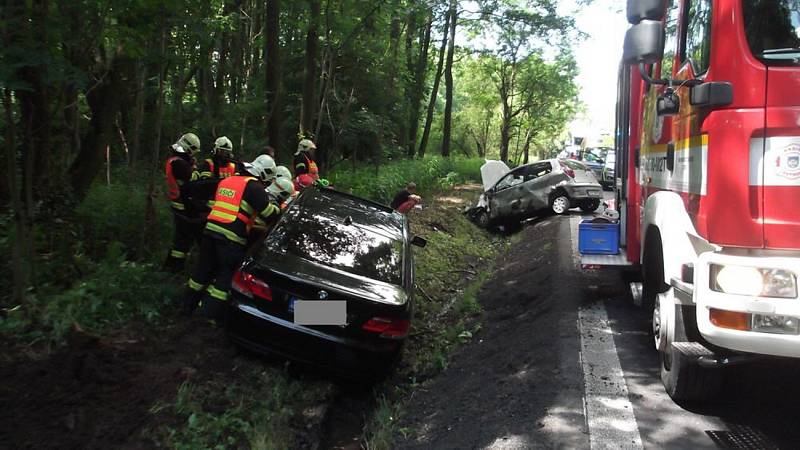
476, 210, 490, 228
551, 196, 569, 214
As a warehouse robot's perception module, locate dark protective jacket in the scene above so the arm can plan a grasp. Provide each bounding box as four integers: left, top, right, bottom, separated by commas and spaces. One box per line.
165, 154, 197, 212
197, 157, 241, 179
205, 176, 281, 245
293, 151, 319, 177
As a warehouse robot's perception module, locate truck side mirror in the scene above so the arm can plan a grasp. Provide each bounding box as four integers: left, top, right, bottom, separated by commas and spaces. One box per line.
411, 236, 427, 248
690, 82, 733, 108
627, 0, 667, 24
623, 20, 665, 66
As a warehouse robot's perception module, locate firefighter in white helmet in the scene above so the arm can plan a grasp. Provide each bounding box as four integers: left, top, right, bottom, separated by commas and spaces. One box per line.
197, 136, 240, 180
164, 132, 204, 272
184, 156, 282, 322
294, 138, 319, 179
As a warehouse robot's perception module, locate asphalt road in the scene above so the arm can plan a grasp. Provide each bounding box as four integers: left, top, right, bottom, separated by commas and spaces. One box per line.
399, 209, 800, 449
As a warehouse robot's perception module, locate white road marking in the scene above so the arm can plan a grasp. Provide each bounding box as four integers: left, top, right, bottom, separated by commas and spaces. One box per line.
570, 212, 643, 449
579, 303, 644, 450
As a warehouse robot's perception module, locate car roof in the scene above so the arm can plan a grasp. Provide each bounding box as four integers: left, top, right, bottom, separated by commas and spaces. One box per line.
292, 187, 406, 240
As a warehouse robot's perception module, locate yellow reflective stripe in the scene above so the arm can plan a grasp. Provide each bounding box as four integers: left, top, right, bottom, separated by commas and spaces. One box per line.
253, 216, 266, 227
171, 201, 186, 210
188, 278, 205, 291
205, 222, 246, 244
207, 286, 229, 301
190, 172, 200, 181
207, 200, 216, 207
240, 200, 254, 215
170, 250, 187, 258
199, 171, 213, 179
296, 162, 307, 169
259, 203, 279, 221
213, 200, 239, 213
209, 210, 238, 222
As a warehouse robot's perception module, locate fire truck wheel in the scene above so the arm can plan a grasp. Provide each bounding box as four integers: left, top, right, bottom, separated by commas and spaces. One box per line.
642, 228, 666, 314
660, 298, 724, 402
550, 195, 570, 214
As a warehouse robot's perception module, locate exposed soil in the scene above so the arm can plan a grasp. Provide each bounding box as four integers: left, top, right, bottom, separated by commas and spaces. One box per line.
0, 319, 217, 449
396, 215, 593, 449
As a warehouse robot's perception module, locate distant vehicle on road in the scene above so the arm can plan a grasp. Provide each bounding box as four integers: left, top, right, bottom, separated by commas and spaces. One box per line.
227, 187, 427, 379
473, 159, 603, 228
601, 151, 615, 190
579, 147, 611, 181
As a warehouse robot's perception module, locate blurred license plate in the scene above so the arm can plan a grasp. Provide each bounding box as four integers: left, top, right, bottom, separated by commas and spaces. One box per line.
293, 300, 347, 325
589, 190, 601, 197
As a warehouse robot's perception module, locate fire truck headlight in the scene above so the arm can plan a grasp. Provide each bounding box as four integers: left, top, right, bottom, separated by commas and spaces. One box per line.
710, 265, 797, 299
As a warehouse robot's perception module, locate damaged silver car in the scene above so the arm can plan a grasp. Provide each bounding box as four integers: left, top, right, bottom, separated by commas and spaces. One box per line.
472, 159, 603, 228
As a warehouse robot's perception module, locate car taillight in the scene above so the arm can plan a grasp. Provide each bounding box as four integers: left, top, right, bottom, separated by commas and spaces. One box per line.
231, 270, 273, 301
558, 162, 575, 178
362, 317, 410, 339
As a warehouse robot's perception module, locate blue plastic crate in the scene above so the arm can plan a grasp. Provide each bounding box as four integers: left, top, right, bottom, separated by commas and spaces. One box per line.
579, 220, 620, 255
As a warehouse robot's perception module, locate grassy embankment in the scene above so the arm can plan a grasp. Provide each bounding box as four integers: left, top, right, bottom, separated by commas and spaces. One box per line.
0, 156, 507, 448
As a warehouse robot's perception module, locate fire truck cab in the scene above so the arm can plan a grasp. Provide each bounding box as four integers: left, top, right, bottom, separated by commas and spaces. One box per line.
613, 0, 800, 401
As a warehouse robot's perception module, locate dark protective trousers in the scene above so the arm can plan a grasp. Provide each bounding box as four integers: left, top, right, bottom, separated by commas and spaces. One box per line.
163, 212, 205, 273
183, 234, 246, 323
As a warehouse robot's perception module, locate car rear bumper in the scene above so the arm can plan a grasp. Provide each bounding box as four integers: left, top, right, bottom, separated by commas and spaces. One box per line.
227, 301, 402, 378
564, 184, 603, 200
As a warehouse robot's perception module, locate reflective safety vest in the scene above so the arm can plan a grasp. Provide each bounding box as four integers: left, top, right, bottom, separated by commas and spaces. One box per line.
207, 176, 257, 244
207, 159, 237, 179
165, 156, 186, 210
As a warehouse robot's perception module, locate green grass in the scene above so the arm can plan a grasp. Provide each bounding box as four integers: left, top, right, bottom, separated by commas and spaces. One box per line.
328, 156, 484, 204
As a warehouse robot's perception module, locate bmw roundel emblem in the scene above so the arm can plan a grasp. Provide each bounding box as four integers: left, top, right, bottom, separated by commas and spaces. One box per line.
318, 290, 329, 300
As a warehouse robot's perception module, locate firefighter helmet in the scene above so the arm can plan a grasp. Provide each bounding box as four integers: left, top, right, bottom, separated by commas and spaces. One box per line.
297, 139, 317, 154
268, 177, 295, 203
213, 136, 234, 159
172, 133, 200, 155
275, 165, 292, 180
252, 155, 277, 182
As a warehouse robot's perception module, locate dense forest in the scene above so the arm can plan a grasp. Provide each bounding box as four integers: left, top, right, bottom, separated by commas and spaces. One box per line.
0, 0, 578, 312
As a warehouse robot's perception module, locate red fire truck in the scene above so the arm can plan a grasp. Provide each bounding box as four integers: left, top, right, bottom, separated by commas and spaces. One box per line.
603, 0, 800, 401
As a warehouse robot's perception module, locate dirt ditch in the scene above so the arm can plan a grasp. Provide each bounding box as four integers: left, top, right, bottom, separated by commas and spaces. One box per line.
1, 183, 506, 450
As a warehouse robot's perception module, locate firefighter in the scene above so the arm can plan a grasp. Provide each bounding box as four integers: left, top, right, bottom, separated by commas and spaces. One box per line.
163, 132, 203, 273
252, 154, 277, 183
197, 136, 240, 179
274, 165, 292, 182
183, 158, 293, 323
293, 138, 319, 179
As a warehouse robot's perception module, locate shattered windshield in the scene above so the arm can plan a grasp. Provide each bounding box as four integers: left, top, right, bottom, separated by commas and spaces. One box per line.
743, 0, 800, 65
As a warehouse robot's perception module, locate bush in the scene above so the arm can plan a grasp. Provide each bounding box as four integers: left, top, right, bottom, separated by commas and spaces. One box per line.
75, 177, 172, 264
0, 242, 180, 346
327, 156, 484, 205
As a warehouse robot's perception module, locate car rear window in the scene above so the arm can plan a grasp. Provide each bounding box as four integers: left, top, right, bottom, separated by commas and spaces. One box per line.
265, 211, 403, 285
560, 159, 588, 171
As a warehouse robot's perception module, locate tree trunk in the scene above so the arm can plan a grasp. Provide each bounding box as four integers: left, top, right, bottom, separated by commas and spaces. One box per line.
4, 89, 31, 306
300, 0, 320, 137
406, 11, 432, 157
266, 0, 283, 155
440, 0, 457, 157
68, 59, 124, 199
417, 10, 450, 158
499, 120, 512, 163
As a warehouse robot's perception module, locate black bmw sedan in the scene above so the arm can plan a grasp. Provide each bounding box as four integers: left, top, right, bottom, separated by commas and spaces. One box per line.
227, 187, 425, 378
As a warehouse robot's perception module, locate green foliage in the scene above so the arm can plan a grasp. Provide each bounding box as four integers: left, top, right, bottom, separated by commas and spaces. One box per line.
158, 368, 333, 450
328, 156, 484, 205
75, 177, 172, 263
0, 243, 179, 346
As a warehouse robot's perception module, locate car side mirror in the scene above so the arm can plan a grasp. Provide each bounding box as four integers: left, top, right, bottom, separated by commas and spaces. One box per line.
411, 236, 427, 248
